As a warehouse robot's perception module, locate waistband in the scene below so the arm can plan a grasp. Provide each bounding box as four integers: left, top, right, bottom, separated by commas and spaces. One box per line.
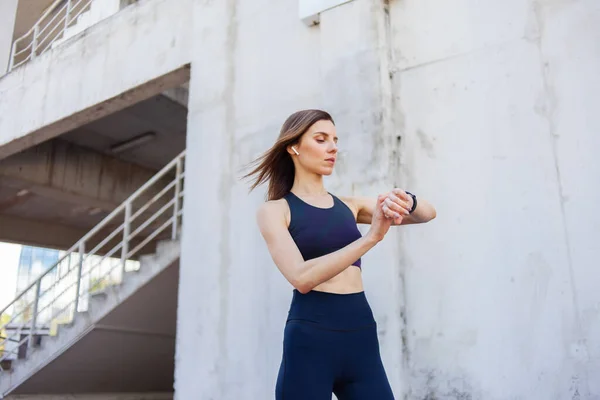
286, 289, 376, 330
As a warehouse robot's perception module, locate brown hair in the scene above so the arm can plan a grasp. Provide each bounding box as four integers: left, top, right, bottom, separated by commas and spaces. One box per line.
244, 109, 334, 201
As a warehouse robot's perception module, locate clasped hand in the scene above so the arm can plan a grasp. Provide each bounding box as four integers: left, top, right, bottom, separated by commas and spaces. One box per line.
369, 189, 414, 242
381, 188, 413, 225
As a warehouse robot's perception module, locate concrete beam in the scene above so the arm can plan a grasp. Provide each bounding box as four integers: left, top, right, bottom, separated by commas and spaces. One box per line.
0, 66, 189, 160
0, 139, 175, 251
0, 140, 158, 212
0, 214, 87, 250
161, 87, 188, 108
0, 212, 167, 255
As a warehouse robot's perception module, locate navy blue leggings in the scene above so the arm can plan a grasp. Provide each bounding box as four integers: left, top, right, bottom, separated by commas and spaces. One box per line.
276, 290, 395, 399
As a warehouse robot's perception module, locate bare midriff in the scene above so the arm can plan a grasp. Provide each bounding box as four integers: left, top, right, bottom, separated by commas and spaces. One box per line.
312, 265, 363, 294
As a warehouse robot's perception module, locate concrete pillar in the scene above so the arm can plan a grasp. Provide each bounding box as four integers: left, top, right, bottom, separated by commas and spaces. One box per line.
0, 0, 18, 75
175, 0, 403, 398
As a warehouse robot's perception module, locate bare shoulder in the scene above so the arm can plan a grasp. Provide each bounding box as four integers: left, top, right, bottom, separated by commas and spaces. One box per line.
256, 198, 290, 229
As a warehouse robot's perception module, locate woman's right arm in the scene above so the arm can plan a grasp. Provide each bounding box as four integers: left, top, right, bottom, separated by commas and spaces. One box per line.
256, 195, 391, 294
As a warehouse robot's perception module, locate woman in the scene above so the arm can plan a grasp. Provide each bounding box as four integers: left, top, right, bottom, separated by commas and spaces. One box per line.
245, 109, 436, 399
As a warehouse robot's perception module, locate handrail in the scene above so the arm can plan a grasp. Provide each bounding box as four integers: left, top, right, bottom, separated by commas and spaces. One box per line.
0, 152, 183, 318
16, 0, 66, 44
0, 151, 185, 368
8, 0, 138, 72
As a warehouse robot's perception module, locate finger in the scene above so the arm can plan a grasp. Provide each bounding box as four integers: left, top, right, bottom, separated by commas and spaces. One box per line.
382, 199, 400, 214
393, 188, 411, 202
393, 215, 404, 225
382, 204, 391, 218
388, 195, 411, 215
382, 203, 400, 219
385, 198, 409, 215
387, 194, 410, 212
384, 198, 405, 215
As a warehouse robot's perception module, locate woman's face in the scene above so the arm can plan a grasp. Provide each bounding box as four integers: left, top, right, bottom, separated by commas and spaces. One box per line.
291, 119, 338, 176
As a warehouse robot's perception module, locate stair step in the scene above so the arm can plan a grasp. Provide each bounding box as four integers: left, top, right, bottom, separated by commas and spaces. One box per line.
156, 239, 177, 254
90, 289, 109, 298
54, 311, 89, 337
138, 254, 156, 265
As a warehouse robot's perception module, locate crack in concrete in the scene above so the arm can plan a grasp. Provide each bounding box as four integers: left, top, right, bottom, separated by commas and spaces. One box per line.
379, 1, 411, 396
532, 1, 591, 396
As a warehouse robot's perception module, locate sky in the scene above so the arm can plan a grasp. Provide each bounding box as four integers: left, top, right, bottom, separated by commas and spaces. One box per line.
0, 242, 22, 311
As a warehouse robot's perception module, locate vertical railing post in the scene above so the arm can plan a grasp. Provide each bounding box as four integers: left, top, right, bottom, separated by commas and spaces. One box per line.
172, 157, 183, 240
64, 0, 72, 30
28, 281, 41, 349
31, 25, 40, 60
8, 41, 17, 71
121, 202, 132, 277
73, 242, 85, 314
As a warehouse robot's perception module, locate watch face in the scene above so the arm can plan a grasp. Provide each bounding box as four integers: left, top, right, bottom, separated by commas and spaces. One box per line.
407, 192, 417, 213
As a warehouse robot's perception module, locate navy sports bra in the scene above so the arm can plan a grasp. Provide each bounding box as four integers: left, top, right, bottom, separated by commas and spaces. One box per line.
283, 191, 363, 268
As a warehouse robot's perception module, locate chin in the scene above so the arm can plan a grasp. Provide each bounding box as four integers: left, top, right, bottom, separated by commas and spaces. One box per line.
310, 166, 335, 176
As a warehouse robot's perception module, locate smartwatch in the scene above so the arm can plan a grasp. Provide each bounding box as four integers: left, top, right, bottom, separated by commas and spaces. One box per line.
405, 191, 417, 214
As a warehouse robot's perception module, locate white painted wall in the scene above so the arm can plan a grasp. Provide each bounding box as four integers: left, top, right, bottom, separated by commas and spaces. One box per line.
0, 0, 18, 75
390, 0, 600, 398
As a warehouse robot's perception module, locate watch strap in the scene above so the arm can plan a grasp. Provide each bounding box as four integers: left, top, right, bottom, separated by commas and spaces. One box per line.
406, 191, 417, 214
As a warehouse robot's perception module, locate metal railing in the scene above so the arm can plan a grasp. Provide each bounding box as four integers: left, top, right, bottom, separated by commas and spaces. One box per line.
0, 151, 185, 370
10, 0, 93, 71
8, 0, 138, 71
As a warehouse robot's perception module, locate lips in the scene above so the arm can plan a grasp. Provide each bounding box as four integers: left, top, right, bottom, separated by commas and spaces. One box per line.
325, 158, 336, 164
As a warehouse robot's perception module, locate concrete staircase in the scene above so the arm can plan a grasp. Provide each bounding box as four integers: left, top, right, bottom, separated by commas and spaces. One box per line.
0, 240, 180, 398
0, 151, 185, 398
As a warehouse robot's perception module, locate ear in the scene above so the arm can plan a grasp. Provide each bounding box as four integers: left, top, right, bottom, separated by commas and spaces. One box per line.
286, 144, 300, 156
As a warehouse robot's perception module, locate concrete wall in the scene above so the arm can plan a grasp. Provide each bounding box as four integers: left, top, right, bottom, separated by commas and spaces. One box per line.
177, 0, 600, 399
0, 0, 18, 75
175, 0, 406, 398
389, 0, 600, 398
0, 0, 598, 398
0, 0, 191, 159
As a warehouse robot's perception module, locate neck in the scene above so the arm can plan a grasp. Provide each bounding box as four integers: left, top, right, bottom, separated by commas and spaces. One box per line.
291, 169, 327, 196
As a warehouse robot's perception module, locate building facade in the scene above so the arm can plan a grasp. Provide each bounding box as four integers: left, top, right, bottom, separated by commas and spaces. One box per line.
15, 246, 59, 295
0, 0, 599, 399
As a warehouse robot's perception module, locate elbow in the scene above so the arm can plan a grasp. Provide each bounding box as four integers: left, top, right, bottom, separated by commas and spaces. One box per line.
421, 205, 436, 223
291, 275, 313, 294
429, 208, 437, 221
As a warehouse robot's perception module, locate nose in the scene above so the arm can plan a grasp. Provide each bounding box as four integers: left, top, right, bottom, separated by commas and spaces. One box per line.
328, 142, 338, 153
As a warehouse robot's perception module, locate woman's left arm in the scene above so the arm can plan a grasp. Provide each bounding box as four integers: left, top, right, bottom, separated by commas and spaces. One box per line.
347, 189, 436, 226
